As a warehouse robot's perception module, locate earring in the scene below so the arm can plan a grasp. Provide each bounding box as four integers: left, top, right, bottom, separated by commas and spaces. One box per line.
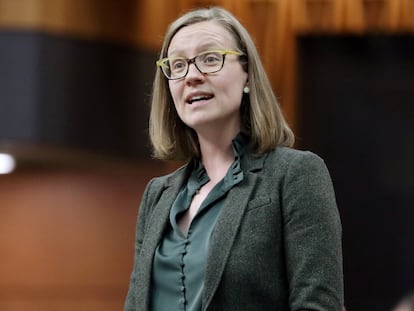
243, 86, 250, 94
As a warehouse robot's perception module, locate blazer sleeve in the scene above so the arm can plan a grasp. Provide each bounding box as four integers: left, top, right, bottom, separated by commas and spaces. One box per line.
124, 178, 155, 311
281, 151, 344, 311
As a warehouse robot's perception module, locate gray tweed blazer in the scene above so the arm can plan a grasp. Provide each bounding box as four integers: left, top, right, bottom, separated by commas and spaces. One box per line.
124, 147, 344, 311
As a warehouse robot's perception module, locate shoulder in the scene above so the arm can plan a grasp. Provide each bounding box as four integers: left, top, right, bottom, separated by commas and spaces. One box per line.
261, 147, 334, 189
146, 162, 190, 192
265, 146, 327, 171
139, 163, 190, 215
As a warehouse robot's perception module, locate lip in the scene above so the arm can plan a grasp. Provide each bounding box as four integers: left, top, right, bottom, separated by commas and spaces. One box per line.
185, 91, 214, 104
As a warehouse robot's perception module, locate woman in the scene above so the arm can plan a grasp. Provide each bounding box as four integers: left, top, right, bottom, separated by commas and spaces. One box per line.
125, 6, 343, 311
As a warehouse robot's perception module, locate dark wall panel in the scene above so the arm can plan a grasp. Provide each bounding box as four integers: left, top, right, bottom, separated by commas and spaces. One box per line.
297, 35, 414, 311
0, 33, 42, 140
0, 30, 157, 158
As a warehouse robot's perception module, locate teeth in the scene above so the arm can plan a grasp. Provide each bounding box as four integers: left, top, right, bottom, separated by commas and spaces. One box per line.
189, 95, 211, 103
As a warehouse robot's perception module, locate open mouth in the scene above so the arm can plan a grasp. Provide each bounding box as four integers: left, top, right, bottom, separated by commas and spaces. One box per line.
187, 94, 214, 105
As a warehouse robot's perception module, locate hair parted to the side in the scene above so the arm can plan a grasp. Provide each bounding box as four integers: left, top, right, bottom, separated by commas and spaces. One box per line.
149, 6, 294, 161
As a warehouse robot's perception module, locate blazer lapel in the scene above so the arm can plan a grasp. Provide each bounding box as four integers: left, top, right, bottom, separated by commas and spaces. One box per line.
202, 152, 265, 309
135, 165, 191, 310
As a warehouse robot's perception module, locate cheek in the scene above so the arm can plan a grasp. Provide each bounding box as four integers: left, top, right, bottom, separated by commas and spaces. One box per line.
227, 70, 247, 95
168, 82, 184, 118
168, 81, 181, 104
223, 77, 246, 101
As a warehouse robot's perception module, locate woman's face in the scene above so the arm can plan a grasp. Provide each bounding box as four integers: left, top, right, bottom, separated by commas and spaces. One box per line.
167, 21, 248, 135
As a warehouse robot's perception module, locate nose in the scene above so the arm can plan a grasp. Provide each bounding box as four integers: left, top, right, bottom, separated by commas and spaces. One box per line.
185, 62, 204, 82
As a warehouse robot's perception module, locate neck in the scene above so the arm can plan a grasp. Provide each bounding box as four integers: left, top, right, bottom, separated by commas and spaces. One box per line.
197, 129, 238, 183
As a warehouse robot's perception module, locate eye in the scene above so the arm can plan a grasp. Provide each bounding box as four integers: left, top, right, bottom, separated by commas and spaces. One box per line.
170, 58, 187, 72
200, 52, 221, 66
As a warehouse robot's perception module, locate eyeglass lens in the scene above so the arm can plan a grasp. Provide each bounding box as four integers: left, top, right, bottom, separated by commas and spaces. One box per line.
164, 51, 225, 79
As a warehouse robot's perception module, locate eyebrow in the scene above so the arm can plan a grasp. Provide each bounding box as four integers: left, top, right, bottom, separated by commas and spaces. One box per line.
168, 42, 223, 57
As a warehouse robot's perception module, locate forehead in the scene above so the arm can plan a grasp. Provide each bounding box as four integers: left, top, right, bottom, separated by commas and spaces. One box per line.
168, 21, 236, 56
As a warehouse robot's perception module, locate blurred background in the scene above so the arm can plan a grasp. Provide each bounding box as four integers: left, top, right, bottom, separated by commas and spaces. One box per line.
0, 0, 413, 310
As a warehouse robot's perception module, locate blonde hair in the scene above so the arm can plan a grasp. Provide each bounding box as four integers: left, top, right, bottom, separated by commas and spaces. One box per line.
149, 7, 294, 161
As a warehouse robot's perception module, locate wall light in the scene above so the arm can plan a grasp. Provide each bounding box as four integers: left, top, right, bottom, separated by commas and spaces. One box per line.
0, 153, 16, 174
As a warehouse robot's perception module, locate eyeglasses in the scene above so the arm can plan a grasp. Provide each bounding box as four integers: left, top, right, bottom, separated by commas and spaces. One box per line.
156, 49, 244, 80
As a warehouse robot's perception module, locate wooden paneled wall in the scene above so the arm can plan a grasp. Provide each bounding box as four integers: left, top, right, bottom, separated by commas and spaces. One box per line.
1, 0, 412, 130
0, 161, 167, 310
